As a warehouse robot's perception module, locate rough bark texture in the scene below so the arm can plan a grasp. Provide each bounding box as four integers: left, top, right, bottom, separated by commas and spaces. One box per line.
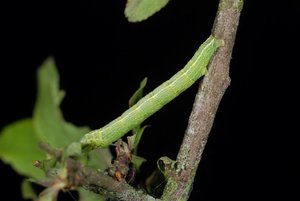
162, 0, 244, 200
178, 0, 243, 171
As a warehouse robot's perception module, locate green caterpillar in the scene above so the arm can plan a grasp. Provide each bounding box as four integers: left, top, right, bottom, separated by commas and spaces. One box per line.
80, 35, 223, 150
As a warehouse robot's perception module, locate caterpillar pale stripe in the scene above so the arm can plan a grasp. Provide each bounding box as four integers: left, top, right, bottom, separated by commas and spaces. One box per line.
80, 35, 223, 150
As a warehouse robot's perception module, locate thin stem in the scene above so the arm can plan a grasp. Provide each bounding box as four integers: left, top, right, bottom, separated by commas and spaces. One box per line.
66, 158, 157, 201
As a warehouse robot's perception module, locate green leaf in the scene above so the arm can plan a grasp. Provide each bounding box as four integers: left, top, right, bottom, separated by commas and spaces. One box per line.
131, 154, 147, 172
133, 125, 149, 153
33, 58, 89, 148
21, 179, 38, 200
128, 77, 147, 107
78, 188, 105, 201
34, 57, 112, 170
157, 156, 177, 178
85, 148, 112, 171
65, 142, 82, 158
128, 78, 149, 154
125, 0, 170, 22
0, 58, 112, 181
0, 119, 45, 179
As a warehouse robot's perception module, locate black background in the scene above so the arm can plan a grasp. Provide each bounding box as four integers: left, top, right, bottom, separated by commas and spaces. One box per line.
1, 0, 299, 200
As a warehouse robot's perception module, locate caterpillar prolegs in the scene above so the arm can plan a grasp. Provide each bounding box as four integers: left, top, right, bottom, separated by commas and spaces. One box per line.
80, 35, 223, 150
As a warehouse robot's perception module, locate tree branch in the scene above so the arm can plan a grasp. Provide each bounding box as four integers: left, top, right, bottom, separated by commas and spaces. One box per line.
66, 158, 157, 201
162, 0, 244, 200
64, 1, 244, 200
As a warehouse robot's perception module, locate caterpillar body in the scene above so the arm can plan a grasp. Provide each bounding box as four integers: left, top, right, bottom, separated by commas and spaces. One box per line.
80, 35, 223, 150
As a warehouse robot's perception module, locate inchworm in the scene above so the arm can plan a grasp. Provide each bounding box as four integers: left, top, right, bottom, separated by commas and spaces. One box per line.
80, 35, 223, 150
